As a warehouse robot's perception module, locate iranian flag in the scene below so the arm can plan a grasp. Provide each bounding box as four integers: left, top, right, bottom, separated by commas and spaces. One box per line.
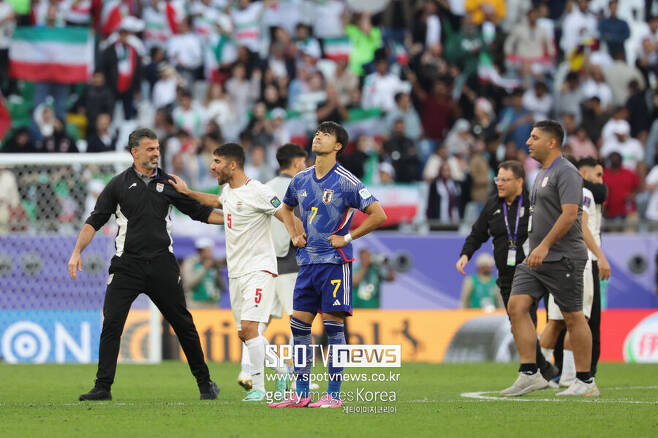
350, 184, 422, 228
323, 37, 351, 61
100, 0, 123, 37
9, 27, 94, 84
344, 108, 384, 139
0, 94, 10, 142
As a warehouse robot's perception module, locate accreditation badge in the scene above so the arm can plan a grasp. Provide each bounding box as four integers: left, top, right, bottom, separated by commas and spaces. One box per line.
507, 248, 517, 267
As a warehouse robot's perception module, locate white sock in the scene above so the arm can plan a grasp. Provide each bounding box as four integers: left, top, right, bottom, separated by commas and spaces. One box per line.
562, 350, 576, 381
245, 336, 265, 392
241, 342, 251, 375
260, 335, 287, 374
541, 348, 554, 363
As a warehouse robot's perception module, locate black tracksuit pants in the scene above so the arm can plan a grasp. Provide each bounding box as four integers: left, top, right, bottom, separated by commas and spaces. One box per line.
95, 253, 210, 390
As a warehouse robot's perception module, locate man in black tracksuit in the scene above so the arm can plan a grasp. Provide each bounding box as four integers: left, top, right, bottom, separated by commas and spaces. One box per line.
68, 128, 224, 401
456, 160, 558, 381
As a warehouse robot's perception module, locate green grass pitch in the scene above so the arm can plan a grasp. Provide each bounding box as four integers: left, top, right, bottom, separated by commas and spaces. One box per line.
1, 362, 656, 437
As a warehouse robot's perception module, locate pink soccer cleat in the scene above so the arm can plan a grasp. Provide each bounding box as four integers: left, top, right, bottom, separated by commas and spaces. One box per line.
308, 393, 342, 408
268, 393, 312, 408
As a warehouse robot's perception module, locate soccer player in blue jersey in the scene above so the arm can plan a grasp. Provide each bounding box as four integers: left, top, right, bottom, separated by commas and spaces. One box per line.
269, 121, 387, 408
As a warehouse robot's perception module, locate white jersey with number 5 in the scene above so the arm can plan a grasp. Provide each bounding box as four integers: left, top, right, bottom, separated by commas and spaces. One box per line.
219, 178, 282, 278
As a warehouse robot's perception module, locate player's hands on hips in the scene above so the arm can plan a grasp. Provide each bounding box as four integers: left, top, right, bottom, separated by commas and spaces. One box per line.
168, 174, 189, 195
68, 252, 82, 280
528, 244, 548, 268
598, 255, 611, 280
328, 234, 348, 248
456, 255, 468, 275
292, 233, 306, 248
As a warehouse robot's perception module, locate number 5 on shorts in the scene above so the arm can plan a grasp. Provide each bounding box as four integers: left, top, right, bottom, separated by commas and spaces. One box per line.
255, 288, 262, 304
331, 279, 341, 298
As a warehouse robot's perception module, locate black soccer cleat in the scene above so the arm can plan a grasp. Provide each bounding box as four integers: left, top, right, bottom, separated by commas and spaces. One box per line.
200, 381, 220, 400
540, 363, 560, 382
79, 387, 112, 401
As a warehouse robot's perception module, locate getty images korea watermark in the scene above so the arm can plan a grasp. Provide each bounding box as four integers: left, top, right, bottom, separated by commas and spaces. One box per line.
266, 344, 401, 413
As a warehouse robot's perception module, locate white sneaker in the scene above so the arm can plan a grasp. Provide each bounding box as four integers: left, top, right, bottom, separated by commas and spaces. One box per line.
500, 371, 549, 397
556, 379, 600, 396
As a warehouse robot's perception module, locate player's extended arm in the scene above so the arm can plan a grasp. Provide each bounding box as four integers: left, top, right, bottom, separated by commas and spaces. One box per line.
67, 224, 96, 280
527, 203, 578, 268
207, 211, 224, 225
581, 210, 611, 280
328, 201, 387, 248
169, 174, 222, 209
275, 204, 306, 247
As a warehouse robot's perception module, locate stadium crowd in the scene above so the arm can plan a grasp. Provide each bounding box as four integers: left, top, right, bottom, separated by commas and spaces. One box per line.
1, 0, 658, 231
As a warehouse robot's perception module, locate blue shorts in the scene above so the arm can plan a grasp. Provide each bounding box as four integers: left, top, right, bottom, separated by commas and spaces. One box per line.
293, 263, 352, 315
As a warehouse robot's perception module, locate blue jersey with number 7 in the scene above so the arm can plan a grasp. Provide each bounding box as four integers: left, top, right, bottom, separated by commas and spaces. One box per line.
283, 163, 377, 265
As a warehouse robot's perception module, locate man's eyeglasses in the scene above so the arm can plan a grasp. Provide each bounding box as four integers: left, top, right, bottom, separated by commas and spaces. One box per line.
494, 177, 515, 184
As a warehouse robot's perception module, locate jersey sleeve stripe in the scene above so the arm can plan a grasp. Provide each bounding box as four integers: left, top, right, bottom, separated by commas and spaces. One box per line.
336, 168, 360, 185
332, 207, 355, 233
337, 165, 360, 182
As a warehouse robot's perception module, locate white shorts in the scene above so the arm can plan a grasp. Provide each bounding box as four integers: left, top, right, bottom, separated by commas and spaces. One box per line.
229, 271, 276, 330
548, 258, 594, 320
269, 272, 296, 318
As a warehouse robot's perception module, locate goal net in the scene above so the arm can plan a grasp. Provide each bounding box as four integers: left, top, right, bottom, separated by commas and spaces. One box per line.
0, 153, 161, 364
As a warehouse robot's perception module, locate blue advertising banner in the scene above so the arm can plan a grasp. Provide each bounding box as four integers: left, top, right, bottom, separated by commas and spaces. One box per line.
0, 310, 101, 363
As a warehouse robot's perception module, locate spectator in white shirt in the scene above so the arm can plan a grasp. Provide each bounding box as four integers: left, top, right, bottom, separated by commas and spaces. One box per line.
560, 0, 598, 56
167, 17, 203, 86
522, 81, 553, 122
362, 58, 404, 113
152, 64, 183, 109
581, 64, 613, 111
600, 120, 645, 171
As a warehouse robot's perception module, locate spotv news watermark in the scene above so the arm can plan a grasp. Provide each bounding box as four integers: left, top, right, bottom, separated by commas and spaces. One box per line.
265, 344, 402, 368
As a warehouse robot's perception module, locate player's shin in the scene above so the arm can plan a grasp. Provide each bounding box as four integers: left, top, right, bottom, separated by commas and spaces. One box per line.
290, 317, 312, 397
324, 319, 345, 399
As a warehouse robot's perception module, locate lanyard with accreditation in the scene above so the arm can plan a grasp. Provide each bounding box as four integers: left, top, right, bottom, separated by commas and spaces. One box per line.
503, 192, 522, 267
528, 156, 561, 235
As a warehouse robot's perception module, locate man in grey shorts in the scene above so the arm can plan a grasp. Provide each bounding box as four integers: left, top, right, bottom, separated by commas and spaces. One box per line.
501, 120, 599, 397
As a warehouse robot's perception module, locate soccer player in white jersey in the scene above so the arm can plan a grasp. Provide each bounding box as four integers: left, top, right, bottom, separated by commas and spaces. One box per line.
169, 143, 298, 402
270, 121, 387, 408
237, 143, 308, 391
540, 157, 611, 388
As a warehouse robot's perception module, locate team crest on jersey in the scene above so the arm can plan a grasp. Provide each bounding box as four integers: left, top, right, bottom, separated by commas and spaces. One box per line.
236, 201, 243, 211
156, 183, 164, 192
322, 189, 334, 204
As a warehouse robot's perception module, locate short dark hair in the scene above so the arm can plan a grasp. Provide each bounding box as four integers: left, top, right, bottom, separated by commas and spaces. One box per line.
577, 157, 598, 169
498, 160, 525, 180
213, 142, 245, 168
128, 128, 158, 149
315, 121, 349, 154
276, 143, 307, 169
533, 120, 564, 148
